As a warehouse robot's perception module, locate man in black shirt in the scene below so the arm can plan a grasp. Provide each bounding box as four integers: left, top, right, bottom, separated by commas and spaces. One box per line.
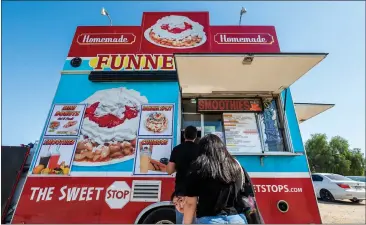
167, 126, 199, 224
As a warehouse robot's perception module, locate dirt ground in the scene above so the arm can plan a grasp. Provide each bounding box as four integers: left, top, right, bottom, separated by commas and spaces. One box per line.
318, 200, 365, 223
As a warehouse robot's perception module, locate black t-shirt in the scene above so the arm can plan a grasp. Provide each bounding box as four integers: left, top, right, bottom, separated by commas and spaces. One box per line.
169, 141, 199, 196
185, 171, 242, 218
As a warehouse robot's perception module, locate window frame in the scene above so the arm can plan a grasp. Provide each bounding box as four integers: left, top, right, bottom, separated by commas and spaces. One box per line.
181, 97, 298, 155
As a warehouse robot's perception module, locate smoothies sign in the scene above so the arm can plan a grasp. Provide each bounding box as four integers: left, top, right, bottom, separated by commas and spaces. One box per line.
197, 98, 263, 112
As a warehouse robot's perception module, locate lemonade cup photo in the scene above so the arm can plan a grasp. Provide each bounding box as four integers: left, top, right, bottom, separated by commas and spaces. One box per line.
139, 144, 152, 173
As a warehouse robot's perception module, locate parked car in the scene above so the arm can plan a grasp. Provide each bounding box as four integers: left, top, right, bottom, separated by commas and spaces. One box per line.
347, 176, 366, 183
311, 173, 365, 203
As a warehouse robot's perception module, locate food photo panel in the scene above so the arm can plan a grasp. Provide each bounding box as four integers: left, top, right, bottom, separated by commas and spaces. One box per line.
140, 12, 210, 53
32, 138, 77, 176
44, 104, 86, 136
134, 138, 173, 175
72, 87, 147, 168
138, 104, 174, 136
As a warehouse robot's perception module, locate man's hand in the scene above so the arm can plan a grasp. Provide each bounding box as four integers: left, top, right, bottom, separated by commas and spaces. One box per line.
167, 162, 176, 175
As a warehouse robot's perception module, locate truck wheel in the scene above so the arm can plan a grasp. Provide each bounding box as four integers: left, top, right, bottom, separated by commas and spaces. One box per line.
142, 207, 176, 224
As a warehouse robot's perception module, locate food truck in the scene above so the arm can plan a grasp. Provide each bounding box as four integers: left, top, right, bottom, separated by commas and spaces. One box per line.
11, 11, 334, 224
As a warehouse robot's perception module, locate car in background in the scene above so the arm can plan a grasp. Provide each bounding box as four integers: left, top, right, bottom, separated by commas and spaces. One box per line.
347, 176, 366, 183
311, 173, 365, 203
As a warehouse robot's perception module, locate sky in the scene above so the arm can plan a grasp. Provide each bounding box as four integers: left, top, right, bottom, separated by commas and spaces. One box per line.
2, 1, 365, 153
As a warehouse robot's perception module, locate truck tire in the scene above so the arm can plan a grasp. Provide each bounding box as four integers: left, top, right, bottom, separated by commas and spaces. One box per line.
142, 207, 176, 224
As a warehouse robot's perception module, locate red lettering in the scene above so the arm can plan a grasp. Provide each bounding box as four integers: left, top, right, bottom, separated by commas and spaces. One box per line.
205, 100, 212, 110
198, 100, 205, 110
116, 191, 124, 199
234, 101, 238, 110
106, 189, 130, 199
95, 55, 110, 70
212, 101, 218, 110
219, 101, 225, 110
110, 55, 125, 70
126, 54, 142, 70
198, 99, 262, 112
54, 111, 80, 117
43, 139, 75, 145
161, 55, 174, 70
230, 101, 236, 110
143, 55, 159, 69
243, 100, 251, 110
224, 100, 229, 110
61, 106, 77, 111
238, 101, 244, 110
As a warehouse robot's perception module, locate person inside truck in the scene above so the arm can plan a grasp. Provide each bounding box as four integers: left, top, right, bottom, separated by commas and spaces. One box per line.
167, 126, 199, 224
182, 134, 247, 224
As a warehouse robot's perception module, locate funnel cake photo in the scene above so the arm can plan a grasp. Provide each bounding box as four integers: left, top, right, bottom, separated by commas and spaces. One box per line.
144, 15, 207, 49
73, 87, 148, 166
145, 112, 168, 133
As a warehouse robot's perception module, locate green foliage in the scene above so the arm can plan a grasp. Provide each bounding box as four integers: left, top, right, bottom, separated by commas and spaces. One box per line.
305, 134, 365, 176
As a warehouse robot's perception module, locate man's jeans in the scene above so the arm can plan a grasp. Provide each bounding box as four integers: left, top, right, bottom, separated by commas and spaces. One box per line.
196, 214, 248, 224
175, 209, 184, 224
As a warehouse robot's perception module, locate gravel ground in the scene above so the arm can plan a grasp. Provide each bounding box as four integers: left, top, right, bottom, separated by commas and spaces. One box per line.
318, 200, 366, 223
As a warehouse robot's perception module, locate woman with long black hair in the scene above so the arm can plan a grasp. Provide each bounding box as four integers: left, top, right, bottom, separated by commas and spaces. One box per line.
183, 134, 247, 224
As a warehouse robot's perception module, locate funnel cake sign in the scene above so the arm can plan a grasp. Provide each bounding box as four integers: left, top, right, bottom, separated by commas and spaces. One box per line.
89, 54, 175, 71
66, 13, 281, 60
140, 12, 211, 53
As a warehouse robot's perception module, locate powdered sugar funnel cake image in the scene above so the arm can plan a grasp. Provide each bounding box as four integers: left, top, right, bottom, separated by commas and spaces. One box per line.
145, 112, 168, 133
144, 15, 207, 49
73, 87, 148, 166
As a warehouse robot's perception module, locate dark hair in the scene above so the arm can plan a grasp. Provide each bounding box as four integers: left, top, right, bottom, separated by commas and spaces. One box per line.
191, 134, 241, 184
184, 126, 198, 140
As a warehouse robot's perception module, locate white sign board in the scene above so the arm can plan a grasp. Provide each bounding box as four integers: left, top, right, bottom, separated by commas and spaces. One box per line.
223, 113, 262, 154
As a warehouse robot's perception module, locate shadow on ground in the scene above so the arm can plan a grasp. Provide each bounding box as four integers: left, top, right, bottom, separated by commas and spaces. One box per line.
318, 199, 365, 206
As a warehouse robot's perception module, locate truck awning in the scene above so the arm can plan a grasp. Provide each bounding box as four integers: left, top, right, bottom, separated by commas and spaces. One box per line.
294, 103, 334, 123
174, 53, 328, 95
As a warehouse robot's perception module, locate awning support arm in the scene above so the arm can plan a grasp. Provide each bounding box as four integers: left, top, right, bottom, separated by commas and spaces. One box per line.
283, 88, 288, 114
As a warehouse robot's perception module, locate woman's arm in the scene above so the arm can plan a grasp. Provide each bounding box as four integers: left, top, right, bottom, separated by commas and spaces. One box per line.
183, 197, 197, 224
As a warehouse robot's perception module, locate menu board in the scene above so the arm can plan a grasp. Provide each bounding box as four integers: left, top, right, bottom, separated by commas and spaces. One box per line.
134, 138, 173, 175
138, 104, 174, 136
31, 138, 78, 176
44, 104, 86, 136
223, 113, 262, 154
